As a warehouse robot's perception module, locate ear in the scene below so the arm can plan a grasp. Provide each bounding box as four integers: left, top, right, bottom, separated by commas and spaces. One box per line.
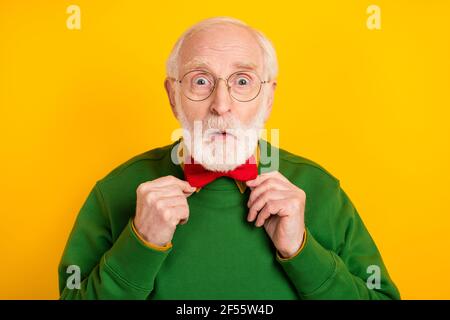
263, 80, 277, 122
164, 77, 178, 117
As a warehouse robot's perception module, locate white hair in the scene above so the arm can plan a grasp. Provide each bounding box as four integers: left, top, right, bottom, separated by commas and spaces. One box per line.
166, 16, 278, 81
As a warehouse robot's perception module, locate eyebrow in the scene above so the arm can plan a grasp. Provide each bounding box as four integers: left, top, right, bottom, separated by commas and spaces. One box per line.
232, 62, 258, 71
183, 59, 212, 71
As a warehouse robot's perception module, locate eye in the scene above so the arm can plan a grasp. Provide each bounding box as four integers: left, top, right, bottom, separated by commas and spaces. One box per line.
232, 73, 253, 87
194, 76, 210, 86
237, 78, 249, 86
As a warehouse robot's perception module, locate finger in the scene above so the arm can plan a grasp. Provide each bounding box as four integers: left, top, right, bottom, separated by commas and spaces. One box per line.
154, 195, 188, 209
138, 187, 185, 207
147, 185, 195, 198
183, 187, 197, 197
152, 183, 197, 198
147, 185, 186, 197
247, 190, 288, 222
246, 171, 289, 187
254, 199, 285, 227
171, 205, 190, 225
247, 178, 290, 208
140, 176, 196, 195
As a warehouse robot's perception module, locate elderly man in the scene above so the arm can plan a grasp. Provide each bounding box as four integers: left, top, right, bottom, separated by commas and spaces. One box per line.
58, 17, 400, 300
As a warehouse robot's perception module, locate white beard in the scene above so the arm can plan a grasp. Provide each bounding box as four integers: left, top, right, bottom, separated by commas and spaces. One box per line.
174, 90, 267, 172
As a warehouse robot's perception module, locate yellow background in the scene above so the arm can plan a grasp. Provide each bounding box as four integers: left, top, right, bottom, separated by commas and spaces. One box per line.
1, 1, 449, 299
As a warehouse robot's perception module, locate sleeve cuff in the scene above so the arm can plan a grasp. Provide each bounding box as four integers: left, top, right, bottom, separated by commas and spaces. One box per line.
131, 219, 173, 251
276, 227, 336, 296
104, 218, 172, 291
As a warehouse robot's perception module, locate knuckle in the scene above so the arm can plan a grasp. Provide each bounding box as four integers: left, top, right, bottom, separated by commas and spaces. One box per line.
294, 197, 304, 208
161, 209, 172, 222
255, 200, 261, 209
136, 182, 147, 195
154, 199, 165, 211
171, 219, 179, 228
166, 175, 176, 182
297, 188, 306, 199
145, 193, 155, 205
260, 191, 269, 202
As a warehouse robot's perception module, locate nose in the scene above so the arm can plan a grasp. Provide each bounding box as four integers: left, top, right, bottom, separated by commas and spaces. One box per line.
209, 78, 232, 116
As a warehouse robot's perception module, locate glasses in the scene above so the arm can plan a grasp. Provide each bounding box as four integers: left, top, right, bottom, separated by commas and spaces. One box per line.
172, 69, 269, 102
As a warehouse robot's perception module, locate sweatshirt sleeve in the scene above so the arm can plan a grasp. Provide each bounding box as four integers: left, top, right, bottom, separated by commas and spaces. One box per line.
58, 182, 171, 300
276, 183, 400, 300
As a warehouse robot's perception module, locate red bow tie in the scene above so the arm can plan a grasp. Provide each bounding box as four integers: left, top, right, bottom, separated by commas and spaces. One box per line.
183, 156, 258, 188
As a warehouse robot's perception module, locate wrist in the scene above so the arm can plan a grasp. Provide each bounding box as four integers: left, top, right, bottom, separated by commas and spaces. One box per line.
278, 229, 306, 259
131, 218, 172, 249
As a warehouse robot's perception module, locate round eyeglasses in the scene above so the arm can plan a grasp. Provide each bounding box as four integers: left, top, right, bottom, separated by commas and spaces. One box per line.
173, 70, 269, 102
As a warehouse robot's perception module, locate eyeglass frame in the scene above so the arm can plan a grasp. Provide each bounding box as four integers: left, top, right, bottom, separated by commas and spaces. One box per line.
169, 69, 270, 102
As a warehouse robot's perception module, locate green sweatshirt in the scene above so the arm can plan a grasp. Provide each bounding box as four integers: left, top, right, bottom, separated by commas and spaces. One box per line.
58, 139, 400, 300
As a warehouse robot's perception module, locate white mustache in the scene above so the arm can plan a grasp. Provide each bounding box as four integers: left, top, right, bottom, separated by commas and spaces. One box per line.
204, 115, 240, 132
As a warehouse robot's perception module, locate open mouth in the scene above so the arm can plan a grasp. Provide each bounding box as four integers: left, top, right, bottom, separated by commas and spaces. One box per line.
210, 129, 235, 141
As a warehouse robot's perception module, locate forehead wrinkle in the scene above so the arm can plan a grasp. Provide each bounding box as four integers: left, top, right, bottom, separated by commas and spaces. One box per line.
180, 41, 264, 75
182, 49, 261, 73
198, 43, 254, 52
183, 44, 257, 65
182, 59, 260, 76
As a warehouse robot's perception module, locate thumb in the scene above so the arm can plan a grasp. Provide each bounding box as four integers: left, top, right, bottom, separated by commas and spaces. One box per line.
182, 182, 197, 196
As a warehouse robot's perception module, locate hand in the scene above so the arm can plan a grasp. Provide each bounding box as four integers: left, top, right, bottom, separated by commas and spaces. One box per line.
133, 176, 196, 247
246, 171, 306, 258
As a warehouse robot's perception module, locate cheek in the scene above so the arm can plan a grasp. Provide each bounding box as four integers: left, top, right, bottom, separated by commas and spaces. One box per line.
179, 97, 210, 122
236, 101, 263, 124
